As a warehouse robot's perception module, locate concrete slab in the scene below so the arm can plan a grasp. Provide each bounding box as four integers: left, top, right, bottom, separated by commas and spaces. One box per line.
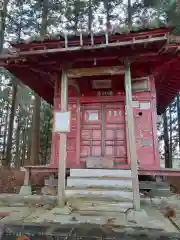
126, 209, 148, 225
0, 194, 177, 233
0, 194, 57, 206
51, 206, 72, 215
35, 212, 130, 226
19, 185, 32, 195
0, 207, 28, 213
142, 204, 178, 232
68, 199, 133, 213
65, 189, 133, 201
0, 207, 32, 223
23, 208, 49, 222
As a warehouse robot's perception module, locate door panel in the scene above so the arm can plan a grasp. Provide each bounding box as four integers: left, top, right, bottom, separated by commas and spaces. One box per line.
80, 104, 102, 160
104, 103, 127, 167
80, 102, 127, 168
67, 102, 77, 168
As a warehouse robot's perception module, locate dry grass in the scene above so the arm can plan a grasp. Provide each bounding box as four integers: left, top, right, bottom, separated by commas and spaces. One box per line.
0, 167, 49, 193
167, 176, 180, 193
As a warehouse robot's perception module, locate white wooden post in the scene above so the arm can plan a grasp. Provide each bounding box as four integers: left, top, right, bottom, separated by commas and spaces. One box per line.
124, 60, 140, 211
57, 69, 68, 207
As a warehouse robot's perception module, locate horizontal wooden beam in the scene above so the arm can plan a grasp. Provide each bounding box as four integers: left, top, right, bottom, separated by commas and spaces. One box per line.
67, 66, 125, 78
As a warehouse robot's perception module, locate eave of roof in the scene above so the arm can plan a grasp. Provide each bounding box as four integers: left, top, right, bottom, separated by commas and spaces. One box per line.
0, 25, 179, 114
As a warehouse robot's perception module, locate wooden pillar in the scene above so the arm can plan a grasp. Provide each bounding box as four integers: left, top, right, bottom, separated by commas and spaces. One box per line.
57, 69, 68, 207
124, 60, 140, 211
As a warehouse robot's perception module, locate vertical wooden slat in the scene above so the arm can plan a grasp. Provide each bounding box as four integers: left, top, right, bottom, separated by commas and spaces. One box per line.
76, 99, 81, 167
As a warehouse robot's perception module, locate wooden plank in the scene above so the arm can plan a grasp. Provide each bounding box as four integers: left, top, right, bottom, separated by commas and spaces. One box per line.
124, 61, 140, 211
67, 66, 124, 78
67, 177, 132, 189
57, 69, 68, 207
70, 169, 132, 178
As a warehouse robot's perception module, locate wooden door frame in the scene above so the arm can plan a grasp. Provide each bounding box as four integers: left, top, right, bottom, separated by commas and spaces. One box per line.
79, 101, 128, 167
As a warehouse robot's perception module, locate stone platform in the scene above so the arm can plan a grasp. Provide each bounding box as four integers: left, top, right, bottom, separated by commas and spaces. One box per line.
0, 194, 177, 233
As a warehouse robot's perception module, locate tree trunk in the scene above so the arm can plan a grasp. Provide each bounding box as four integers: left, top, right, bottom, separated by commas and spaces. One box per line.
128, 0, 132, 29
169, 105, 173, 167
21, 128, 27, 166
27, 125, 32, 164
163, 110, 171, 168
40, 0, 48, 38
0, 0, 10, 163
30, 94, 41, 165
88, 0, 93, 32
177, 94, 180, 152
15, 120, 20, 167
104, 0, 110, 31
29, 0, 48, 165
5, 83, 17, 166
0, 0, 10, 53
44, 115, 51, 164
2, 102, 9, 163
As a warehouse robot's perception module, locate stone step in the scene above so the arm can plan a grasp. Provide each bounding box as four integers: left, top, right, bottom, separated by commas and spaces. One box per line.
139, 181, 170, 190
70, 169, 132, 178
67, 177, 132, 189
65, 189, 133, 201
68, 199, 133, 213
150, 189, 172, 197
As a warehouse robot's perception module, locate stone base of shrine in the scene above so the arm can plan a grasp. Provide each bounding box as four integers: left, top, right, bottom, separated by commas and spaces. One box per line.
19, 185, 32, 196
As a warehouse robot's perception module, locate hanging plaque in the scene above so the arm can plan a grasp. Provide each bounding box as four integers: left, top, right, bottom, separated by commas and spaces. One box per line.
54, 111, 71, 133
92, 80, 112, 89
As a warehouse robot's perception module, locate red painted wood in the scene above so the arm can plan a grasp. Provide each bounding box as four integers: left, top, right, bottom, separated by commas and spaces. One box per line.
3, 27, 179, 114
104, 103, 127, 167
50, 76, 161, 171
80, 103, 102, 161
50, 81, 80, 168
150, 75, 160, 169
67, 101, 78, 168
5, 55, 179, 115
79, 102, 128, 168
133, 76, 160, 169
24, 165, 180, 176
75, 100, 81, 167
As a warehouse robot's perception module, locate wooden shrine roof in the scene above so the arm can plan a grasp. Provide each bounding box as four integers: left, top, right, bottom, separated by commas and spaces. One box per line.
0, 25, 180, 114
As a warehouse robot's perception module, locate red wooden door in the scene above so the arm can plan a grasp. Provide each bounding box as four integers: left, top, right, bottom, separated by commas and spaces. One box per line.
103, 103, 127, 167
80, 104, 102, 162
80, 103, 127, 168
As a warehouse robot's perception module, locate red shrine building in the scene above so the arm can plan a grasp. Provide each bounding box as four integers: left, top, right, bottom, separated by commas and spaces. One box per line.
1, 26, 180, 211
